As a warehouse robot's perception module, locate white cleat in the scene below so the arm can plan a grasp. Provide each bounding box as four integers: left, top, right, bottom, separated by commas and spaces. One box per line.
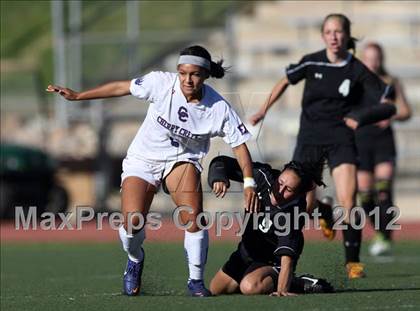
369, 234, 392, 256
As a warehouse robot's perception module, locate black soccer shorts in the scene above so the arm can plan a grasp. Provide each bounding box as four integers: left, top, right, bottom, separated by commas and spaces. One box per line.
293, 142, 358, 171
356, 133, 396, 172
221, 248, 279, 285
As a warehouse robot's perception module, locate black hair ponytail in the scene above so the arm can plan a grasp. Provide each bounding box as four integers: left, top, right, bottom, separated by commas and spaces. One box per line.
209, 59, 226, 79
347, 36, 358, 52
282, 159, 326, 193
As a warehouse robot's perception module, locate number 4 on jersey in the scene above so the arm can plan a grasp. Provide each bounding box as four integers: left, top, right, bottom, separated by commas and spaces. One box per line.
338, 79, 350, 97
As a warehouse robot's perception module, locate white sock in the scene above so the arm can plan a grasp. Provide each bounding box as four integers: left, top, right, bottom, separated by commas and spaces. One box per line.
184, 229, 209, 281
119, 226, 145, 263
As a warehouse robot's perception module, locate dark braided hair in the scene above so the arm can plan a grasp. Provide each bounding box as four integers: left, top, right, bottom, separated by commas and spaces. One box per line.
281, 160, 326, 193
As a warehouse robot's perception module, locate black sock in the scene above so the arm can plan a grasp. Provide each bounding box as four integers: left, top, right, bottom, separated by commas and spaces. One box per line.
358, 191, 375, 227
379, 203, 394, 241
343, 224, 362, 263
319, 201, 333, 221
312, 199, 333, 226
375, 179, 394, 241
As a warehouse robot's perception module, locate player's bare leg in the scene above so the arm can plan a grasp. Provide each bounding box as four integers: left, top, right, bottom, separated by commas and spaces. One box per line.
332, 164, 365, 279
166, 162, 204, 232
239, 266, 277, 295
121, 177, 156, 232
165, 162, 211, 296
119, 176, 156, 295
209, 270, 240, 295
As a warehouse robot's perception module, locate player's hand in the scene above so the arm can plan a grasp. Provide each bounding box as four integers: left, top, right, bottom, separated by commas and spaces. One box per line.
244, 186, 260, 213
212, 181, 227, 198
46, 84, 79, 100
375, 119, 391, 129
270, 291, 298, 297
249, 111, 265, 126
343, 117, 359, 130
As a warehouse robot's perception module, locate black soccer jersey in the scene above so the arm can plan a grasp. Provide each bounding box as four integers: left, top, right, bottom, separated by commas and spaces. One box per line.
208, 156, 306, 265
286, 49, 393, 145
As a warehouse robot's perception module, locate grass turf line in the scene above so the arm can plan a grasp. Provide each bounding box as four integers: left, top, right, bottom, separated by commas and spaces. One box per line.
1, 241, 420, 311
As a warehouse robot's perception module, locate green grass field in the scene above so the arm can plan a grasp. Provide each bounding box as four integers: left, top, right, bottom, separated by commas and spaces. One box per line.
1, 241, 420, 311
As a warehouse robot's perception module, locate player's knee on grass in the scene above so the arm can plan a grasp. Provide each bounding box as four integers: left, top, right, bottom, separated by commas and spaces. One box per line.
239, 278, 272, 295
239, 279, 259, 295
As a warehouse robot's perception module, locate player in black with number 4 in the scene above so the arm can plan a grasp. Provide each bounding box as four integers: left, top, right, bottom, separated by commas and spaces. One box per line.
208, 156, 334, 296
249, 14, 396, 279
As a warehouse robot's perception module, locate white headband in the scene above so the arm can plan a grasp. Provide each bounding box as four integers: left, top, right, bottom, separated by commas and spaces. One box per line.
177, 55, 211, 70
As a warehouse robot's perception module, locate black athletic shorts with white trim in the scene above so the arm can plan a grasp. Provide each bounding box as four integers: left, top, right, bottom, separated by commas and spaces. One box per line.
293, 142, 358, 170
221, 248, 280, 285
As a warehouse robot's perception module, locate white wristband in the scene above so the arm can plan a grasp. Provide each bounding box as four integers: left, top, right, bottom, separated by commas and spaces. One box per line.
243, 177, 257, 189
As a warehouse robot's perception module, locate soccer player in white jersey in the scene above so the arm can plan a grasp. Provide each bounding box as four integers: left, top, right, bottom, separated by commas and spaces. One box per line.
47, 45, 259, 297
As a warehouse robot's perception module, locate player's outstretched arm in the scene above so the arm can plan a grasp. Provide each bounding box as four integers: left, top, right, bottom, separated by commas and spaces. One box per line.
271, 256, 297, 297
46, 80, 131, 101
249, 77, 289, 126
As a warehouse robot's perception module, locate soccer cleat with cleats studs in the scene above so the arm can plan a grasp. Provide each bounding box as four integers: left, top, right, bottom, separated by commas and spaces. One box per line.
291, 274, 335, 294
369, 233, 392, 256
123, 250, 144, 296
346, 262, 366, 279
187, 279, 212, 297
320, 219, 336, 241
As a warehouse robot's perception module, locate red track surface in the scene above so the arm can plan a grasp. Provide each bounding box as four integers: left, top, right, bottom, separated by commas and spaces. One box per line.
1, 219, 419, 243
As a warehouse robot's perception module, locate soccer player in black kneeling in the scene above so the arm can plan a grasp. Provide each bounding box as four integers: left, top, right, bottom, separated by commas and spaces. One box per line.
208, 156, 333, 296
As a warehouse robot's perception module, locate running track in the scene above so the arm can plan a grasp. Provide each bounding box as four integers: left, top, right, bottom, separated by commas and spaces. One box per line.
1, 219, 419, 243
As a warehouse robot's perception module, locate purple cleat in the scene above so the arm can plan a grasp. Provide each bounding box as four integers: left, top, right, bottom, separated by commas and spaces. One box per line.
122, 250, 144, 296
187, 279, 212, 297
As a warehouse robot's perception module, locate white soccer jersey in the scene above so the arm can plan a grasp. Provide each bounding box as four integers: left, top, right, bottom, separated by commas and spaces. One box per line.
127, 71, 251, 166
